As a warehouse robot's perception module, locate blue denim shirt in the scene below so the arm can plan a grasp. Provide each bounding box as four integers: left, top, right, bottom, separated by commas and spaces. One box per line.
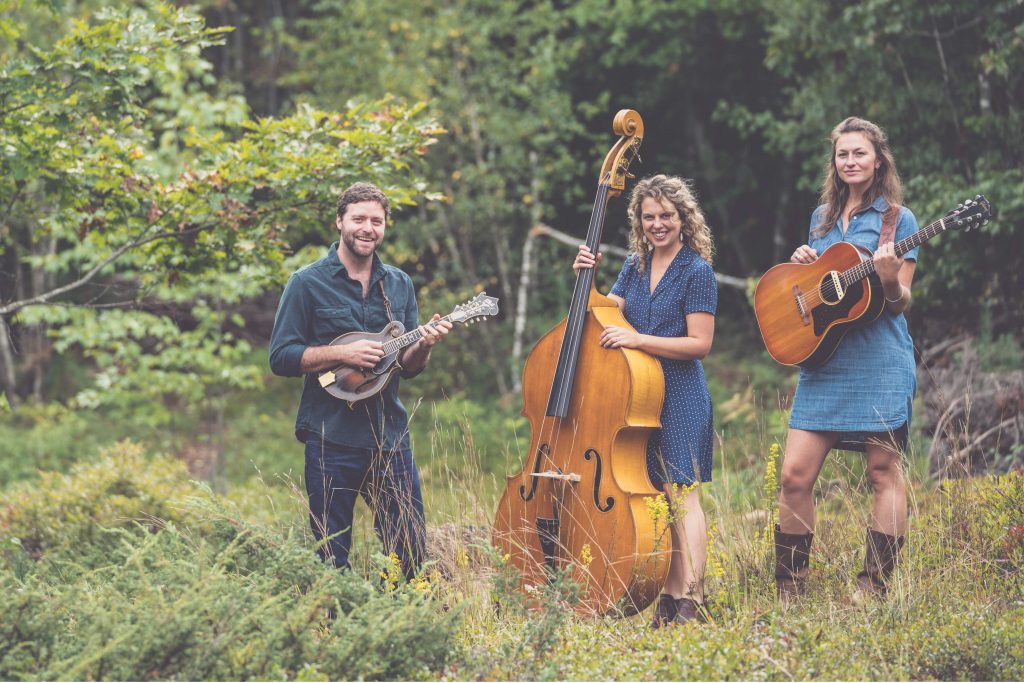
269, 242, 419, 452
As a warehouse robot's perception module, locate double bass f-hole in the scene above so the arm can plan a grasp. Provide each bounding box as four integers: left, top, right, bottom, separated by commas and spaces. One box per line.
519, 442, 550, 502
584, 448, 615, 512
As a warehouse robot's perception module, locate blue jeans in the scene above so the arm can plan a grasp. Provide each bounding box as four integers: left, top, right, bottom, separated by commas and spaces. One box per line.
304, 440, 425, 579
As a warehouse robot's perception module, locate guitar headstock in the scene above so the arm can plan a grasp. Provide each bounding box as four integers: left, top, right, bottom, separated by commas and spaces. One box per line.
449, 292, 500, 325
945, 195, 993, 232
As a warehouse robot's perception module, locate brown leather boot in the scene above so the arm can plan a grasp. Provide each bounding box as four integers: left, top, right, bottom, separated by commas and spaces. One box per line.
673, 596, 709, 625
649, 593, 677, 628
854, 527, 904, 601
775, 523, 813, 602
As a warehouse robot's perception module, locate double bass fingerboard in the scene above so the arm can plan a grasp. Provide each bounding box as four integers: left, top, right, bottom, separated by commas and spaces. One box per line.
546, 183, 613, 417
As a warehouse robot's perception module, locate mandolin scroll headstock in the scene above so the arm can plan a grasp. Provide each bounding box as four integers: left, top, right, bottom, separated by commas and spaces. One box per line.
598, 109, 644, 197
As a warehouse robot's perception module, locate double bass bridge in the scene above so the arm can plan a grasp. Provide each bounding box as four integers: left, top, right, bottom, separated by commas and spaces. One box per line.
531, 470, 581, 483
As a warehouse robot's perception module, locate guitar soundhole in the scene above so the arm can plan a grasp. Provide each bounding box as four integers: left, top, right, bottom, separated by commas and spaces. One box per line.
819, 274, 841, 305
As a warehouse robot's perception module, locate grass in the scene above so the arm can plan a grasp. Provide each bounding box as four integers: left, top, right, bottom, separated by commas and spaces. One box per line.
2, 345, 1023, 680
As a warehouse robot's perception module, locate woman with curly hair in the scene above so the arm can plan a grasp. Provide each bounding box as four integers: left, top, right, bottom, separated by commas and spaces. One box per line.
775, 117, 919, 604
574, 174, 718, 626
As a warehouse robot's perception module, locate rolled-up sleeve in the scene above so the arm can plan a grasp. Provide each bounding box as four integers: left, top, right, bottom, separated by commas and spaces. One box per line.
269, 273, 309, 377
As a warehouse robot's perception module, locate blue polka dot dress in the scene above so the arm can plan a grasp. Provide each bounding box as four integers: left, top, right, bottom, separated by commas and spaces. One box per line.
610, 245, 718, 485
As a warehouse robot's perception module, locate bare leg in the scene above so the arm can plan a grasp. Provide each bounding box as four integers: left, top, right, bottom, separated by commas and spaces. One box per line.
662, 484, 708, 601
778, 429, 837, 534
864, 432, 907, 536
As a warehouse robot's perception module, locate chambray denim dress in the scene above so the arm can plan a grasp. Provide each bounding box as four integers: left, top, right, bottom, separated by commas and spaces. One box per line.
789, 197, 920, 445
610, 245, 718, 485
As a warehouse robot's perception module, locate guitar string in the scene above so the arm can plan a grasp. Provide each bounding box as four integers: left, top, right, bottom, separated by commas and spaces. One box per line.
795, 215, 951, 311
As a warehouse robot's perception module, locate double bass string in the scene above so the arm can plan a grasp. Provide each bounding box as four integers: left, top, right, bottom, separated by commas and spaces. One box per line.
547, 183, 611, 420
534, 183, 611, 554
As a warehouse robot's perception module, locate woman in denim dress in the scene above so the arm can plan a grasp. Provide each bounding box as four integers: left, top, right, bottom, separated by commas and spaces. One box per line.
775, 117, 920, 603
574, 174, 718, 626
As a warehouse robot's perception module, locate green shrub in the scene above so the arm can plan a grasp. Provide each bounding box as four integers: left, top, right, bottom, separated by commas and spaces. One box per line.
0, 463, 459, 681
0, 440, 197, 560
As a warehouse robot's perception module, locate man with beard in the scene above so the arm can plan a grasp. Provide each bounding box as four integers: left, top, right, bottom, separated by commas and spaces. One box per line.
270, 182, 451, 579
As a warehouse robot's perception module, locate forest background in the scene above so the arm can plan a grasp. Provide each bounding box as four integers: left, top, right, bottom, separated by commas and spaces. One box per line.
1, 0, 1023, 680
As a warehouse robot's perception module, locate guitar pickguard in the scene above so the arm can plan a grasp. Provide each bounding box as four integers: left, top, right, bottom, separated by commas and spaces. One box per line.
811, 280, 866, 336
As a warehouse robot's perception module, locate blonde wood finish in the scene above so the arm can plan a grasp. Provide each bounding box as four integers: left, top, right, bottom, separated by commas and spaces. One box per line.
492, 287, 669, 615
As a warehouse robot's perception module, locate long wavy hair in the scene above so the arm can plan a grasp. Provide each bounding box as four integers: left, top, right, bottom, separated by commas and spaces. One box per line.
626, 174, 714, 272
813, 117, 903, 237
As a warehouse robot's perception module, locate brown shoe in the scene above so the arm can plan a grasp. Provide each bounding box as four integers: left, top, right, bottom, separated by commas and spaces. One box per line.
853, 527, 904, 601
649, 593, 677, 629
775, 524, 813, 602
672, 597, 709, 624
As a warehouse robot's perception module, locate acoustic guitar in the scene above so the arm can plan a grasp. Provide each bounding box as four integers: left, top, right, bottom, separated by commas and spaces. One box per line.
317, 292, 499, 403
754, 195, 992, 368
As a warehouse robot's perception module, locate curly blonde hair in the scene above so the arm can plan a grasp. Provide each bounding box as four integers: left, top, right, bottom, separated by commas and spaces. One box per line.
626, 174, 714, 271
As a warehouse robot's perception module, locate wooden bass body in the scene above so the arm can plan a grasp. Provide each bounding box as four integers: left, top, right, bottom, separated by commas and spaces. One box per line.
754, 241, 882, 368
492, 288, 669, 615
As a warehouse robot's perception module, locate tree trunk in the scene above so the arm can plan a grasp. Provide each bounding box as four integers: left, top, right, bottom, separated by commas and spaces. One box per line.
0, 316, 19, 408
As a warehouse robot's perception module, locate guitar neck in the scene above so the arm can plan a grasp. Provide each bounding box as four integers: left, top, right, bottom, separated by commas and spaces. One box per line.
382, 316, 454, 355
840, 215, 948, 286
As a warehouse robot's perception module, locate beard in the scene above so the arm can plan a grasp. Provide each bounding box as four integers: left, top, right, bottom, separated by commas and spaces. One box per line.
341, 231, 379, 259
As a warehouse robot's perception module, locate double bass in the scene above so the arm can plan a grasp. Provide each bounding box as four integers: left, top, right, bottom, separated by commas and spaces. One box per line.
492, 110, 669, 615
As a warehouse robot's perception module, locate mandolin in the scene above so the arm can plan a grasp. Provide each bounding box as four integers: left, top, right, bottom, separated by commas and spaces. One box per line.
317, 292, 499, 403
754, 195, 992, 368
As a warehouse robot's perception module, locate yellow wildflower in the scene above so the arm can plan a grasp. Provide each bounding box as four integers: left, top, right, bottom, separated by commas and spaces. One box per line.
580, 543, 593, 567
379, 552, 402, 591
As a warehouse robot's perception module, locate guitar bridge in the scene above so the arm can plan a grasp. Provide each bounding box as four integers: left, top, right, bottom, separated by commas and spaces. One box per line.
792, 285, 811, 326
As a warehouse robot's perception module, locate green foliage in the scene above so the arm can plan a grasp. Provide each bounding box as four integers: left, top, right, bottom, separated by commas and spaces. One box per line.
0, 2, 441, 419
0, 440, 196, 559
0, 445, 459, 681
720, 0, 1024, 336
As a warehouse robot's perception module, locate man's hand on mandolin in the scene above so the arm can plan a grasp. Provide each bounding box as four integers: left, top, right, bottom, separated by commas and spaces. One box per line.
790, 244, 818, 264
415, 314, 453, 349
343, 339, 386, 369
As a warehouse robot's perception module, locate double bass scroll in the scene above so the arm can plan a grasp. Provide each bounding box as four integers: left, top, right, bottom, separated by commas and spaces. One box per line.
492, 109, 669, 616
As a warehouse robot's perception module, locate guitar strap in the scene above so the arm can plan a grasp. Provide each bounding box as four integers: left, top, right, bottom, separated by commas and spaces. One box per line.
378, 279, 394, 322
835, 203, 901, 453
878, 205, 900, 247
